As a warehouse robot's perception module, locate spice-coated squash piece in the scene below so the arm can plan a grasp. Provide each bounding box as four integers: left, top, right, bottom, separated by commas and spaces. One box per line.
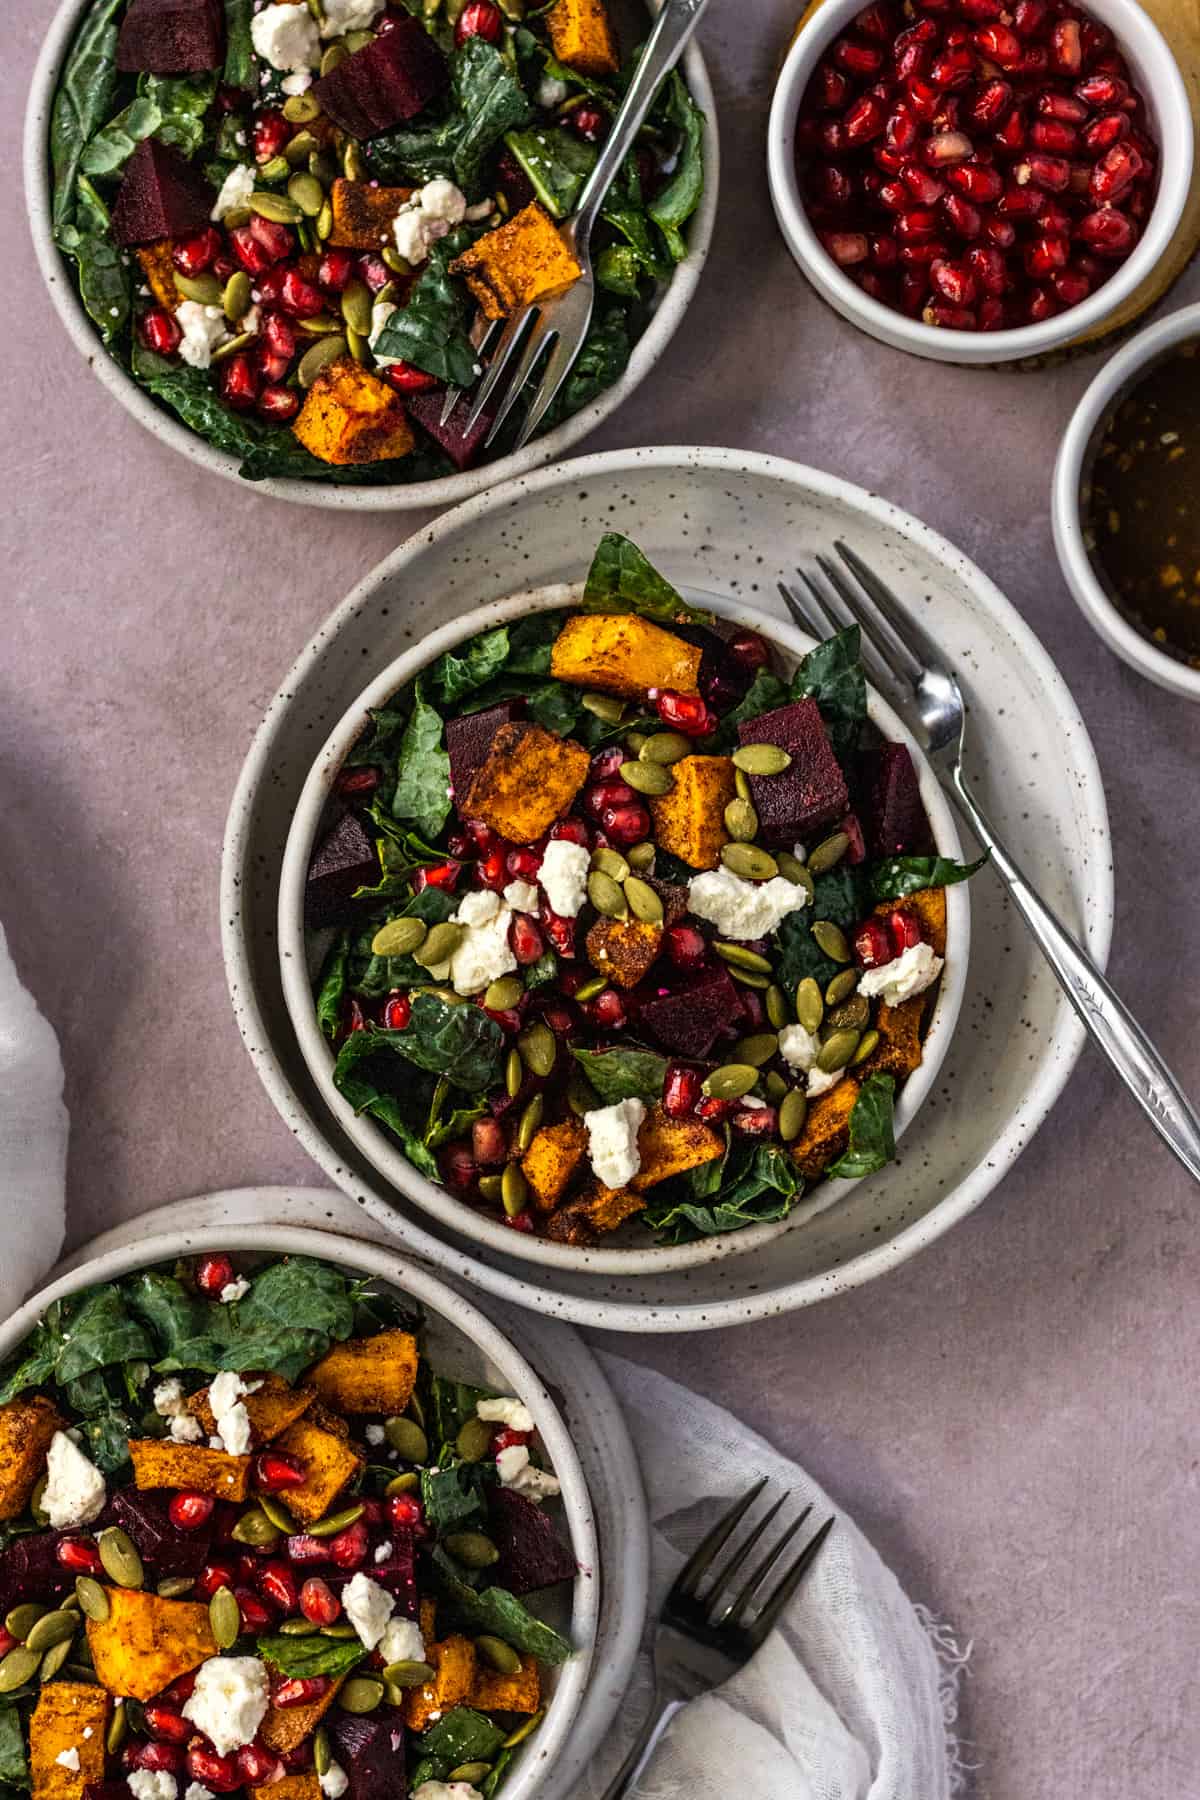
585, 916, 662, 990
249, 1777, 323, 1800
135, 241, 180, 311
471, 1651, 542, 1714
861, 998, 925, 1081
630, 1106, 724, 1191
29, 1681, 108, 1800
186, 1372, 314, 1445
306, 1330, 419, 1416
260, 1679, 343, 1755
875, 886, 948, 957
790, 1077, 860, 1179
545, 1181, 645, 1245
270, 1416, 364, 1524
522, 1118, 588, 1213
545, 0, 620, 75
650, 755, 736, 871
549, 613, 702, 700
0, 1395, 63, 1520
402, 1634, 477, 1731
292, 357, 415, 466
464, 721, 590, 846
87, 1586, 217, 1701
328, 178, 414, 248
129, 1438, 250, 1500
450, 202, 582, 318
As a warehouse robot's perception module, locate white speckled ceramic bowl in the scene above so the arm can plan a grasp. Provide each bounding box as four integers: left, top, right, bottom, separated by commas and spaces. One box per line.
221, 446, 1114, 1330
23, 0, 718, 511
6, 1216, 604, 1800
275, 581, 969, 1275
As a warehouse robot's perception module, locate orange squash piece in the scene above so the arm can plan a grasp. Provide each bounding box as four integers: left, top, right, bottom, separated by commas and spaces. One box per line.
649, 755, 736, 871
544, 1181, 645, 1245
328, 178, 413, 249
790, 1077, 861, 1179
471, 1651, 541, 1714
129, 1439, 250, 1500
585, 916, 662, 989
186, 1373, 313, 1445
861, 998, 925, 1080
876, 885, 948, 956
545, 0, 620, 74
269, 1416, 364, 1524
450, 203, 581, 319
87, 1587, 217, 1701
550, 613, 702, 700
292, 357, 415, 466
260, 1680, 343, 1756
28, 1682, 108, 1800
306, 1330, 419, 1416
402, 1634, 477, 1732
522, 1118, 588, 1213
464, 721, 590, 845
0, 1395, 63, 1520
135, 241, 180, 311
630, 1105, 724, 1191
249, 1778, 322, 1800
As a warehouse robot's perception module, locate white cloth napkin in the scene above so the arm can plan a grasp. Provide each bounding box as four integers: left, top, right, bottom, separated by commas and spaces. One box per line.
0, 922, 69, 1312
586, 1355, 970, 1800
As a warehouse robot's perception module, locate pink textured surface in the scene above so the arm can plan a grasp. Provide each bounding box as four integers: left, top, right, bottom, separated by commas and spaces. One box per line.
6, 4, 1200, 1794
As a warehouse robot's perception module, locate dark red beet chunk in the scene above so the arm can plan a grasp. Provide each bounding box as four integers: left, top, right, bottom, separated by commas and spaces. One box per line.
111, 138, 214, 248
0, 1532, 71, 1619
364, 1535, 418, 1618
737, 699, 849, 846
328, 1709, 408, 1800
314, 18, 448, 139
862, 743, 932, 858
112, 1488, 212, 1577
488, 1488, 576, 1595
445, 701, 525, 811
85, 1785, 140, 1800
406, 389, 499, 472
117, 0, 224, 72
305, 810, 380, 927
640, 964, 740, 1059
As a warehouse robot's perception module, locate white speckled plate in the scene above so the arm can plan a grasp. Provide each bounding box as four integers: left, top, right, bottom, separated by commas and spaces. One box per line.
221, 447, 1114, 1330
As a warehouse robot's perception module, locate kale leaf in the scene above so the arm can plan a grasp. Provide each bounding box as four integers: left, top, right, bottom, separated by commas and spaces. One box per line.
430, 1553, 571, 1664
421, 1461, 493, 1534
50, 0, 125, 237
828, 1073, 897, 1179
373, 232, 479, 387
370, 39, 530, 191
709, 667, 789, 753
64, 177, 130, 345
420, 1708, 507, 1766
645, 1142, 800, 1243
570, 1047, 667, 1105
54, 1288, 154, 1384
503, 125, 596, 218
333, 996, 503, 1105
428, 625, 512, 706
791, 625, 868, 761
648, 74, 706, 262
582, 533, 712, 626
223, 0, 256, 90
259, 1634, 368, 1680
871, 854, 988, 900
390, 686, 453, 841
0, 1703, 28, 1787
316, 934, 350, 1040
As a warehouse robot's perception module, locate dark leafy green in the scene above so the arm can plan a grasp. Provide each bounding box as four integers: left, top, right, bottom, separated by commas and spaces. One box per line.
503, 124, 596, 217
334, 994, 505, 1097
373, 232, 478, 387
78, 93, 159, 177
709, 667, 789, 752
772, 912, 839, 994
582, 533, 712, 626
259, 1634, 368, 1680
791, 626, 868, 760
872, 854, 987, 900
0, 1704, 27, 1787
316, 935, 350, 1040
223, 0, 256, 90
329, 1035, 441, 1181
570, 1047, 667, 1105
828, 1073, 897, 1179
645, 1142, 800, 1243
549, 304, 632, 424
421, 1461, 492, 1534
371, 38, 530, 190
50, 0, 124, 237
391, 688, 453, 841
428, 626, 512, 706
429, 1377, 493, 1456
810, 864, 872, 931
431, 1555, 571, 1665
422, 1709, 507, 1766
346, 888, 458, 997
596, 245, 642, 297
424, 1078, 487, 1152
65, 176, 130, 344
124, 1271, 208, 1355
648, 74, 706, 262
154, 1258, 358, 1382
0, 1316, 57, 1405
55, 1288, 154, 1384
484, 1747, 518, 1799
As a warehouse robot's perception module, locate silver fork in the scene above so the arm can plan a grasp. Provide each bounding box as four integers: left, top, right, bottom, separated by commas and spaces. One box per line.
782, 544, 1200, 1184
449, 0, 713, 451
598, 1481, 834, 1800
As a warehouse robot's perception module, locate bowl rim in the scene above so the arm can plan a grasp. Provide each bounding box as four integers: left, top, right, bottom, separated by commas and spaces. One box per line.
22, 0, 720, 512
766, 0, 1195, 366
1052, 298, 1200, 699
0, 1221, 599, 1800
274, 578, 971, 1277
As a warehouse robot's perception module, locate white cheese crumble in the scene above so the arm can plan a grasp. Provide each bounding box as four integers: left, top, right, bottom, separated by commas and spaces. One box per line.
447, 889, 517, 997
320, 1764, 350, 1800
538, 839, 590, 917
175, 302, 229, 371
42, 1432, 106, 1530
128, 1775, 178, 1800
343, 1572, 395, 1650
806, 1066, 846, 1099
496, 1444, 561, 1505
379, 1616, 426, 1666
211, 161, 255, 222
55, 1750, 81, 1772
186, 1786, 216, 1800
585, 1097, 645, 1189
281, 70, 313, 95
477, 1395, 535, 1434
413, 1784, 485, 1800
857, 941, 944, 1007
182, 1658, 269, 1756
320, 0, 386, 36
503, 880, 539, 914
365, 1423, 386, 1446
373, 1538, 393, 1563
393, 180, 469, 265
169, 1414, 204, 1445
220, 1277, 251, 1304
207, 1371, 261, 1457
687, 868, 810, 941
778, 1023, 819, 1073
250, 2, 320, 73
154, 1378, 185, 1417
536, 75, 570, 107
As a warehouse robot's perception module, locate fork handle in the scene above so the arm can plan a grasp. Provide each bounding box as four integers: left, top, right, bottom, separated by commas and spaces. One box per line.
595, 1690, 688, 1800
574, 0, 712, 245
951, 768, 1200, 1182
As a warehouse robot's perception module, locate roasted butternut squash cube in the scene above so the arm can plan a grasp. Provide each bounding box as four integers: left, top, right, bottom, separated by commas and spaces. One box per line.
630, 1106, 724, 1191
306, 1330, 419, 1416
135, 240, 180, 311
260, 1680, 342, 1755
861, 998, 925, 1081
545, 0, 620, 74
0, 1395, 63, 1520
876, 886, 948, 956
292, 357, 415, 466
585, 916, 662, 989
550, 613, 701, 700
29, 1681, 108, 1800
650, 755, 736, 871
545, 1180, 645, 1245
270, 1416, 364, 1524
790, 1077, 860, 1179
522, 1118, 588, 1213
129, 1438, 250, 1500
471, 1651, 541, 1715
328, 177, 413, 248
87, 1586, 217, 1701
186, 1372, 313, 1446
450, 203, 581, 319
403, 1634, 477, 1731
464, 721, 590, 845
249, 1777, 322, 1800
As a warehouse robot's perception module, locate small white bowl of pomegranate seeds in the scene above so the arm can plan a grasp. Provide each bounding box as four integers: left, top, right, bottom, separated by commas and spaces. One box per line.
768, 0, 1193, 361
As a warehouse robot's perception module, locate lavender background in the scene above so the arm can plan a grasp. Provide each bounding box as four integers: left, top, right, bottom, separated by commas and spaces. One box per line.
6, 3, 1200, 1793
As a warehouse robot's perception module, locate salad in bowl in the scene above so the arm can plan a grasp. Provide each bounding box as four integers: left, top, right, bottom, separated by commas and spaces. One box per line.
285, 535, 982, 1257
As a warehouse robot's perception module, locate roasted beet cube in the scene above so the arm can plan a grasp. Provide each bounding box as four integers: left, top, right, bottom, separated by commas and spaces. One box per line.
111, 138, 214, 248
305, 810, 380, 927
111, 1488, 212, 1577
445, 701, 525, 811
862, 742, 931, 858
0, 1532, 71, 1619
640, 964, 740, 1059
365, 1535, 418, 1618
488, 1488, 576, 1595
328, 1709, 407, 1800
406, 389, 499, 473
737, 699, 849, 846
85, 1785, 140, 1800
117, 0, 224, 72
314, 18, 448, 139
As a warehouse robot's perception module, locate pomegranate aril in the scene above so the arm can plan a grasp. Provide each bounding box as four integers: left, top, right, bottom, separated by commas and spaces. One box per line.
941, 192, 982, 237
143, 1705, 191, 1745
358, 254, 391, 292
835, 38, 884, 77
0, 1630, 15, 1660
902, 162, 945, 203
195, 1559, 237, 1599
1052, 268, 1090, 305
663, 1063, 703, 1119
733, 1105, 778, 1137
1050, 19, 1082, 75
855, 3, 894, 41
455, 0, 503, 44
172, 227, 222, 276
219, 352, 259, 411
262, 311, 297, 360
1013, 0, 1047, 36
896, 206, 939, 240
972, 23, 1021, 65
1090, 142, 1142, 203
978, 294, 1006, 328
138, 306, 182, 356
195, 1254, 234, 1296
388, 1490, 424, 1529
478, 848, 509, 890
999, 180, 1045, 216
878, 177, 909, 211
382, 992, 411, 1031
1024, 231, 1068, 275
285, 1533, 330, 1564
1023, 152, 1070, 191
969, 79, 1011, 127
126, 1742, 184, 1775
899, 236, 949, 264
56, 1536, 102, 1573
247, 214, 293, 264
815, 61, 850, 110
584, 988, 626, 1029
254, 108, 290, 163
258, 385, 299, 424
1075, 73, 1128, 109
300, 1578, 340, 1625
273, 1676, 331, 1708
923, 302, 976, 327
1077, 206, 1137, 254
1037, 90, 1087, 124
257, 1561, 299, 1612
169, 1491, 215, 1531
280, 269, 324, 318
728, 630, 769, 671
600, 803, 652, 846
540, 906, 576, 958
654, 689, 712, 734
930, 47, 976, 89
255, 1449, 306, 1491
905, 75, 941, 121
1031, 118, 1078, 154
317, 248, 355, 293
984, 213, 1016, 247
966, 243, 1006, 291
234, 1586, 272, 1632
870, 231, 899, 267
885, 104, 919, 153
1082, 112, 1129, 155
924, 129, 973, 165
930, 258, 976, 304
822, 230, 870, 266
845, 94, 888, 144
992, 109, 1026, 153
186, 1748, 240, 1794
855, 918, 894, 968
329, 1520, 370, 1569
238, 1746, 284, 1786
697, 1096, 737, 1124
899, 268, 931, 311
508, 912, 546, 966
413, 860, 461, 892
947, 160, 1003, 201
472, 1116, 508, 1168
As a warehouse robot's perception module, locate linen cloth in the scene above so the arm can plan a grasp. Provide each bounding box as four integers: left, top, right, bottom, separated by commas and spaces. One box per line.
0, 922, 67, 1309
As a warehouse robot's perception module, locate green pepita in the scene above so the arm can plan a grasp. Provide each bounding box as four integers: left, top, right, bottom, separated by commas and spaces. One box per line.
382, 1659, 435, 1688
174, 271, 222, 305
824, 968, 859, 1006
827, 995, 870, 1032
209, 1586, 240, 1651
779, 1089, 809, 1143
456, 1417, 493, 1464
297, 312, 341, 335
724, 798, 758, 842
444, 1531, 500, 1570
258, 1495, 296, 1533
477, 1174, 503, 1202
475, 1635, 522, 1675
321, 43, 348, 75
341, 279, 373, 338
734, 767, 753, 804
38, 1636, 74, 1681
733, 1033, 779, 1068
763, 1069, 789, 1104
279, 1617, 320, 1636
619, 760, 672, 796
640, 731, 690, 765
340, 1677, 385, 1715
0, 1646, 40, 1693
222, 271, 251, 322
251, 190, 303, 225
587, 870, 628, 918
572, 975, 607, 1002
283, 91, 322, 124
712, 942, 772, 975
851, 1028, 881, 1067
795, 977, 824, 1034
567, 1071, 598, 1116
298, 335, 348, 387
811, 920, 852, 964
503, 1710, 546, 1749
99, 1529, 143, 1591
106, 1702, 128, 1755
449, 1765, 493, 1785
309, 1503, 365, 1539
30, 1478, 48, 1524
506, 1048, 524, 1098
155, 1574, 196, 1599
6, 1604, 46, 1641
316, 198, 334, 241
260, 155, 292, 184
626, 841, 656, 873
222, 204, 252, 229
518, 1021, 557, 1079
342, 139, 367, 181
286, 131, 321, 169
210, 330, 256, 365
580, 692, 625, 724
344, 28, 376, 50
516, 1093, 544, 1153
702, 1063, 760, 1101
414, 921, 465, 970
384, 1417, 428, 1464
776, 852, 814, 897
314, 1727, 332, 1777
346, 327, 369, 364
807, 832, 850, 875
498, 0, 525, 16
25, 1611, 77, 1655
766, 983, 789, 1029
624, 876, 664, 924
817, 1028, 861, 1073
75, 1578, 109, 1623
729, 966, 771, 989
591, 846, 629, 882
288, 171, 326, 218
381, 248, 409, 275
720, 842, 779, 882
385, 1472, 420, 1497
484, 974, 523, 1012
501, 1163, 529, 1218
231, 1510, 282, 1548
320, 1622, 360, 1639
732, 744, 792, 776
624, 730, 648, 755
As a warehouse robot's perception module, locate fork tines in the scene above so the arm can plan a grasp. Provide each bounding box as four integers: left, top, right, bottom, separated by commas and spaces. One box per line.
668, 1480, 835, 1648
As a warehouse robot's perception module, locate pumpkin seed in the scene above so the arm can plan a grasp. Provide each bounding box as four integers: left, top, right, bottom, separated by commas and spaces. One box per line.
0, 1647, 40, 1692
383, 1659, 435, 1688
258, 154, 291, 182
712, 942, 772, 975
587, 870, 628, 918
382, 248, 409, 275
779, 1089, 809, 1142
581, 692, 625, 724
505, 1049, 523, 1098
518, 1021, 557, 1078
99, 1528, 143, 1590
640, 731, 690, 765
828, 995, 870, 1032
444, 1531, 499, 1570
414, 921, 465, 970
484, 974, 522, 1012
824, 968, 859, 1006
807, 831, 850, 875
702, 1063, 759, 1101
346, 326, 369, 364
344, 27, 376, 49
210, 1586, 240, 1650
321, 42, 348, 75
567, 1071, 597, 1116
501, 1164, 529, 1218
475, 1635, 522, 1675
75, 1578, 109, 1623
450, 1766, 493, 1785
314, 1726, 332, 1777
305, 0, 323, 22
39, 1636, 74, 1681
795, 977, 824, 1034
342, 139, 367, 181
734, 767, 752, 804
309, 1503, 365, 1539
174, 271, 222, 305
733, 1033, 778, 1068
503, 1709, 546, 1749
516, 1093, 544, 1153
457, 1417, 493, 1464
320, 1622, 360, 1639
6, 1604, 46, 1640
258, 1495, 296, 1533
776, 853, 814, 897
297, 312, 341, 335
384, 1417, 428, 1463
724, 798, 758, 842
591, 846, 629, 882
619, 760, 672, 796
764, 1070, 788, 1104
210, 330, 256, 364
386, 1471, 420, 1497
572, 975, 606, 1003
340, 1677, 384, 1714
283, 91, 322, 124
851, 1028, 881, 1067
316, 198, 334, 240
288, 171, 325, 218
817, 1029, 861, 1073
279, 1617, 320, 1636
106, 1702, 128, 1755
26, 1611, 77, 1654
732, 744, 792, 776
721, 842, 779, 882
477, 1174, 503, 1202
626, 841, 656, 873
222, 203, 252, 228
341, 279, 373, 337
729, 966, 770, 989
252, 190, 304, 225
624, 876, 664, 924
298, 335, 347, 387
222, 270, 252, 322
498, 0, 525, 15
765, 984, 789, 1029
624, 730, 648, 755
811, 920, 851, 964
232, 1509, 282, 1548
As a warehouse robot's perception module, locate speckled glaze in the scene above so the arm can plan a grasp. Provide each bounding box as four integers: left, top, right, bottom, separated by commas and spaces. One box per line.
23, 0, 718, 512
54, 1192, 647, 1800
221, 447, 1114, 1331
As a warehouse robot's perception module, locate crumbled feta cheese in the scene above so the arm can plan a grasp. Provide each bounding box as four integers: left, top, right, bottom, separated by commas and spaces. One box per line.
281, 69, 313, 95
741, 1095, 767, 1110
154, 1378, 185, 1417
365, 1423, 386, 1446
369, 299, 397, 365
496, 1444, 561, 1505
420, 178, 467, 225
185, 1786, 216, 1800
250, 2, 320, 73
455, 889, 502, 928
175, 302, 229, 371
169, 1414, 204, 1445
343, 1572, 395, 1650
391, 179, 468, 265
857, 941, 944, 1007
220, 1277, 251, 1304
536, 75, 570, 108
585, 1098, 645, 1189
778, 1023, 820, 1073
447, 893, 517, 997
373, 1538, 393, 1563
183, 1658, 269, 1757
216, 1403, 251, 1455
806, 1067, 845, 1099
211, 162, 255, 222
128, 1774, 177, 1800
393, 206, 438, 266
687, 868, 810, 940
320, 0, 385, 37
55, 1750, 81, 1772
538, 839, 590, 917
207, 1371, 261, 1457
503, 880, 539, 914
320, 1764, 350, 1799
42, 1432, 106, 1530
379, 1616, 426, 1666
412, 1785, 484, 1800
477, 1396, 535, 1434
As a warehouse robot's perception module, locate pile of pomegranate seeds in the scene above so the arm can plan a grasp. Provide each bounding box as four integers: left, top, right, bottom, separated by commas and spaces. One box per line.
796, 0, 1157, 331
